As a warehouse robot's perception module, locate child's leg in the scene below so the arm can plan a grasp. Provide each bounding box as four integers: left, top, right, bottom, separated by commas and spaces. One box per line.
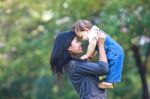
99, 45, 124, 89
106, 48, 124, 83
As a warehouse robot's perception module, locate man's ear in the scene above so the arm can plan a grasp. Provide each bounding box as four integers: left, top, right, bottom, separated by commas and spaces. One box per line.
68, 46, 72, 51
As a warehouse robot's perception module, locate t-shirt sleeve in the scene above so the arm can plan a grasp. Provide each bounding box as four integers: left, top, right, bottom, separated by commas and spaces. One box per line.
73, 60, 108, 76
88, 32, 98, 42
88, 25, 99, 42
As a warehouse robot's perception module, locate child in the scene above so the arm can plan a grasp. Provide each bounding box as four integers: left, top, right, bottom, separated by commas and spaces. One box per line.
71, 20, 124, 89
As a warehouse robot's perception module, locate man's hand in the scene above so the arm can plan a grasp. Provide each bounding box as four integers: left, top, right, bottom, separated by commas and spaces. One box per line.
97, 30, 106, 46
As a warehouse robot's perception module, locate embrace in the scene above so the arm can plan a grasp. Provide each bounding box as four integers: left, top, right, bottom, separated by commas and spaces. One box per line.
50, 20, 124, 99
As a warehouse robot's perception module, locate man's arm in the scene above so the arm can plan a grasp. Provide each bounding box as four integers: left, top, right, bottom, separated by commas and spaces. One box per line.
97, 31, 107, 63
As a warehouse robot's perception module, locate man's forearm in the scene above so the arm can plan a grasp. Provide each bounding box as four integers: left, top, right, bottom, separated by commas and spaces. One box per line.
98, 44, 107, 63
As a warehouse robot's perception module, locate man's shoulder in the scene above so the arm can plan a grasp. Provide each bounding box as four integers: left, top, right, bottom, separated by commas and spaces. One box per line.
69, 59, 82, 65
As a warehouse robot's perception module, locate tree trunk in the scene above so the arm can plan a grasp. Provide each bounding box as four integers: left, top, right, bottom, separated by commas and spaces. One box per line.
131, 45, 149, 99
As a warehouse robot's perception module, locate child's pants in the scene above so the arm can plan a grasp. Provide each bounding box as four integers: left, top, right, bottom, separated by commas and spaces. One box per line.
96, 35, 124, 83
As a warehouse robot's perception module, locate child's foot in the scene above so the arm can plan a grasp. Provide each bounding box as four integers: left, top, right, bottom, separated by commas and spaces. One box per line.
98, 82, 114, 89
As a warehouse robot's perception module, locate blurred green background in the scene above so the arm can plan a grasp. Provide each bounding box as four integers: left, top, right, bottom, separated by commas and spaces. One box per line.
0, 0, 150, 99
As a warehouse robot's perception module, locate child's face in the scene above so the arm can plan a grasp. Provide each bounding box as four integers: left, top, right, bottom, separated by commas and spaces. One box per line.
77, 30, 89, 40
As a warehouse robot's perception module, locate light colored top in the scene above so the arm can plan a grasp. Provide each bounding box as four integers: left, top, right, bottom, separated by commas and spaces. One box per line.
88, 25, 99, 42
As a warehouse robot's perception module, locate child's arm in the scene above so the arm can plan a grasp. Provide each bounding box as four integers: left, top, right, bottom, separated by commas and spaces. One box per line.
90, 50, 97, 58
80, 38, 97, 60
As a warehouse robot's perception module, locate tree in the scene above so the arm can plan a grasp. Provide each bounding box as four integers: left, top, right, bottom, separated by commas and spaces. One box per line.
0, 0, 149, 99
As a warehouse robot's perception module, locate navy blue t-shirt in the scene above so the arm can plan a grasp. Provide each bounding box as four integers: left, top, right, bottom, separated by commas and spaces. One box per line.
64, 60, 108, 99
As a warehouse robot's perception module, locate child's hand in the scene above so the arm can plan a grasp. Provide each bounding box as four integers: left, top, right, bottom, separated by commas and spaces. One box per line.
91, 51, 97, 58
80, 55, 89, 60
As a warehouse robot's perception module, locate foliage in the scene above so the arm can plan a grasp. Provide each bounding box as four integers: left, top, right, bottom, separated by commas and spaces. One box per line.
0, 0, 149, 99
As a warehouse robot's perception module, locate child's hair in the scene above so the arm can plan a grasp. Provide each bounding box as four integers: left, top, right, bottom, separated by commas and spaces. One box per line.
71, 20, 93, 33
